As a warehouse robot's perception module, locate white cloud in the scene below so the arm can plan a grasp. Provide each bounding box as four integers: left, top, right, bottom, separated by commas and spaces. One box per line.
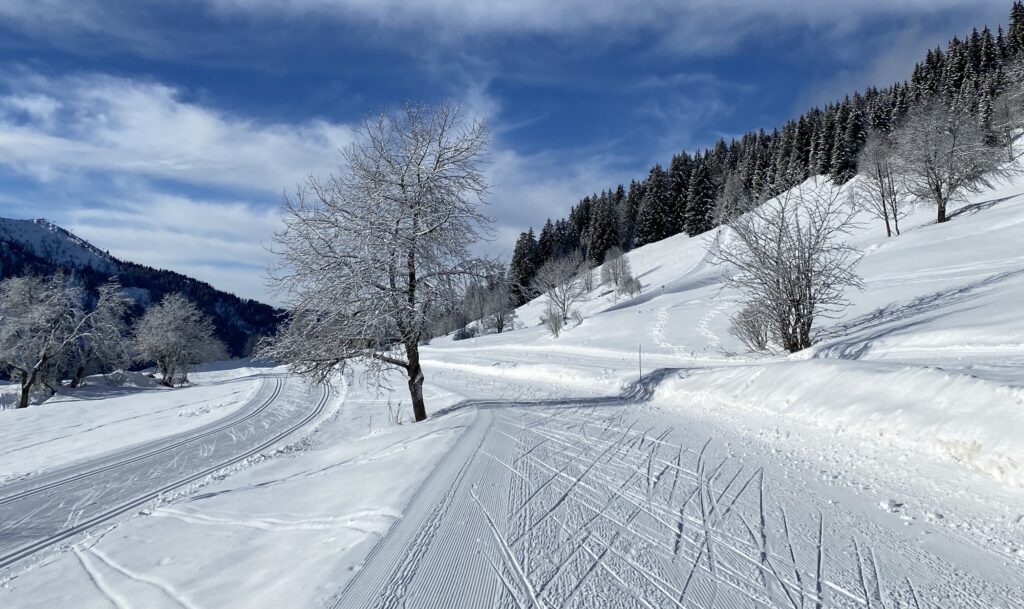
0, 68, 640, 300
59, 188, 283, 303
0, 71, 355, 194
1, 0, 1006, 58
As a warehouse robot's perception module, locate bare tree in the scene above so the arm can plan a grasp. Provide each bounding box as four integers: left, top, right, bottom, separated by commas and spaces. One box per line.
0, 274, 122, 408
482, 283, 516, 334
714, 172, 757, 225
68, 281, 133, 387
134, 293, 227, 387
600, 246, 630, 287
540, 301, 566, 338
532, 252, 588, 337
260, 102, 492, 422
896, 98, 1013, 224
729, 302, 776, 353
856, 131, 907, 237
580, 257, 596, 292
616, 276, 641, 298
712, 182, 862, 353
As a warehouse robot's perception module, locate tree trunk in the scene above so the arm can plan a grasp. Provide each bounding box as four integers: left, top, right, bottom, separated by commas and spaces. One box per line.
70, 365, 86, 389
883, 213, 892, 237
17, 371, 35, 409
936, 197, 947, 223
405, 342, 427, 422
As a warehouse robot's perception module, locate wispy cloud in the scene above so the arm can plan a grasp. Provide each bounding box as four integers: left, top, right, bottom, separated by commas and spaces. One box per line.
0, 69, 355, 194
0, 67, 638, 300
1, 0, 1007, 59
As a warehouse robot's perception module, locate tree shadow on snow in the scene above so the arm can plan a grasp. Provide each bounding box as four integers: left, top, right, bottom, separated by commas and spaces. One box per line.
429, 367, 687, 419
813, 268, 1024, 360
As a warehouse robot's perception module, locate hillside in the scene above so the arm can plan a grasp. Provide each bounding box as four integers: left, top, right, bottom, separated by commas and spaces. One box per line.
0, 218, 279, 357
425, 166, 1024, 487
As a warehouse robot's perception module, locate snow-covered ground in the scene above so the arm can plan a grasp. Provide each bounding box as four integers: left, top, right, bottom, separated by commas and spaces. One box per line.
2, 171, 1024, 607
0, 367, 266, 484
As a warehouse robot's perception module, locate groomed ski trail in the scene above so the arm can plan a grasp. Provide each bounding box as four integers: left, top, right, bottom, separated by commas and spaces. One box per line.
330, 373, 1024, 609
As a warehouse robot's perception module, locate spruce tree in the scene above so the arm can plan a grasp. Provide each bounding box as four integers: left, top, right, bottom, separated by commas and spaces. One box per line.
634, 165, 670, 247
667, 153, 692, 235
587, 196, 621, 264
1009, 1, 1024, 56
509, 229, 539, 304
621, 180, 645, 250
684, 160, 716, 236
815, 108, 836, 176
536, 219, 556, 268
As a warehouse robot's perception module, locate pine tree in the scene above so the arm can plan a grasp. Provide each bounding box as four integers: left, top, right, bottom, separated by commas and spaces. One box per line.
587, 196, 621, 264
815, 108, 836, 176
634, 165, 671, 247
621, 180, 645, 250
536, 219, 556, 268
684, 160, 716, 236
829, 101, 853, 182
943, 37, 968, 100
667, 152, 692, 235
509, 229, 539, 304
1009, 1, 1024, 56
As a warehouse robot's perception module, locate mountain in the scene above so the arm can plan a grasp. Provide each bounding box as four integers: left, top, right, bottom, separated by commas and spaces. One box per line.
0, 218, 279, 357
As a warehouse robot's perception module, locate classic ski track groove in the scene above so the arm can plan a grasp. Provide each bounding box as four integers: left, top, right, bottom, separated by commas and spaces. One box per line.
0, 377, 284, 507
0, 378, 329, 570
329, 370, 1024, 609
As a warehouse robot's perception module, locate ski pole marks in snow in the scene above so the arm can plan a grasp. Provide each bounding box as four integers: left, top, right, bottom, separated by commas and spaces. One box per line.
333, 390, 1024, 609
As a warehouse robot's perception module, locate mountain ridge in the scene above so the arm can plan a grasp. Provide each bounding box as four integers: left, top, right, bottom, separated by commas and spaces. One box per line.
0, 216, 279, 357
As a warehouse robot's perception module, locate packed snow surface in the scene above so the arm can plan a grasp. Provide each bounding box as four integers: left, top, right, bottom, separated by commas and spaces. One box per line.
2, 172, 1023, 608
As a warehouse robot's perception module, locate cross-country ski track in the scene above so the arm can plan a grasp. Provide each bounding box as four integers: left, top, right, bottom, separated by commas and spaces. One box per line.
0, 375, 331, 571
332, 370, 1024, 609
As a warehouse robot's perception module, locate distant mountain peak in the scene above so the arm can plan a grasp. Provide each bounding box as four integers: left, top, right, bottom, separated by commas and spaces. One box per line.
0, 216, 279, 356
0, 216, 117, 274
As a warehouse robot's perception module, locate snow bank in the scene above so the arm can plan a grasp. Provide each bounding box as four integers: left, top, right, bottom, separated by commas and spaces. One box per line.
655, 359, 1024, 485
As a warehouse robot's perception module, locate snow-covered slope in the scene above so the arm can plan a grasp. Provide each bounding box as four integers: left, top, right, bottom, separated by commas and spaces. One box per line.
426, 169, 1024, 486
0, 218, 117, 274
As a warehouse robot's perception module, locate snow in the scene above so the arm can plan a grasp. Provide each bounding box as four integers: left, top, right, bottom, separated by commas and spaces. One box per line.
426, 170, 1024, 488
3, 164, 1024, 606
0, 367, 262, 484
0, 217, 117, 274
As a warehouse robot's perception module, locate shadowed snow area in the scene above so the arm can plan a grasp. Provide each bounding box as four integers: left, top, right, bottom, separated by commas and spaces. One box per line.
2, 171, 1024, 607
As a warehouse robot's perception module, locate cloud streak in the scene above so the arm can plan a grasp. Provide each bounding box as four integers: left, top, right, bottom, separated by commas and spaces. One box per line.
0, 0, 1008, 59
0, 68, 645, 302
0, 70, 355, 194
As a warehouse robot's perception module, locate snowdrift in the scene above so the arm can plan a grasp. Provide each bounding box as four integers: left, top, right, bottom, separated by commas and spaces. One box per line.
656, 359, 1024, 485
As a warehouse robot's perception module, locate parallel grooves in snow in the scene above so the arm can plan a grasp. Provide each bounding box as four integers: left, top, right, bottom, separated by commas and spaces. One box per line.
0, 377, 283, 507
0, 378, 330, 570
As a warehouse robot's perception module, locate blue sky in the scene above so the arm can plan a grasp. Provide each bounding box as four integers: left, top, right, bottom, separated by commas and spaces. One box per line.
0, 0, 1008, 302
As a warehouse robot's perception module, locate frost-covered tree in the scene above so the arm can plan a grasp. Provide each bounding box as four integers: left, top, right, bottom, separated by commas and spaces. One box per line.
482, 282, 517, 334
532, 251, 588, 337
66, 281, 133, 387
712, 182, 862, 353
896, 98, 1014, 223
0, 274, 123, 408
856, 131, 907, 237
261, 102, 492, 422
134, 293, 227, 387
599, 246, 630, 288
713, 172, 756, 226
